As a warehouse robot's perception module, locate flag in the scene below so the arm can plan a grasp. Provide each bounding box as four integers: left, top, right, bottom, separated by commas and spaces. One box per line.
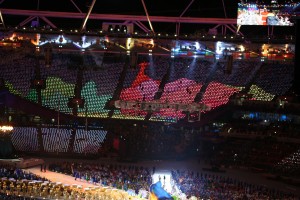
149, 181, 173, 200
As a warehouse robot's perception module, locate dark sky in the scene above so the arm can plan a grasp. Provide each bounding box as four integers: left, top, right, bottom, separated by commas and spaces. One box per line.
1, 0, 237, 17
1, 0, 238, 32
0, 0, 297, 36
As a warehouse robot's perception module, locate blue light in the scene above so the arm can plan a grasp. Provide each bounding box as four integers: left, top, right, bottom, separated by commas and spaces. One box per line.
280, 115, 287, 121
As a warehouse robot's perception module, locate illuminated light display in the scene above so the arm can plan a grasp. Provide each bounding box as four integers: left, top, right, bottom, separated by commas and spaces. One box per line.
41, 77, 75, 114
41, 128, 71, 152
78, 62, 124, 117
0, 44, 295, 122
261, 44, 295, 61
115, 100, 210, 112
55, 35, 67, 44
200, 82, 242, 110
0, 126, 13, 132
0, 33, 294, 62
78, 82, 113, 118
248, 85, 275, 101
11, 127, 39, 151
172, 41, 210, 57
117, 61, 205, 120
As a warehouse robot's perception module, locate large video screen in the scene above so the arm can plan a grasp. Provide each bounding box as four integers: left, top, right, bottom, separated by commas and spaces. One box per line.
237, 0, 300, 26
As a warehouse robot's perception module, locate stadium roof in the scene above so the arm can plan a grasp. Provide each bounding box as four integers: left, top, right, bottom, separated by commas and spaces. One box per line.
1, 0, 236, 18
0, 0, 238, 33
0, 0, 297, 37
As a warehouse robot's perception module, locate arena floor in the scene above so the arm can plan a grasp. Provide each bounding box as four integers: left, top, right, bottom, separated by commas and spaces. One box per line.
25, 166, 98, 189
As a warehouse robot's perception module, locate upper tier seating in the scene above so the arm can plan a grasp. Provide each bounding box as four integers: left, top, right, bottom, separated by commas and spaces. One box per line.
79, 62, 123, 117
73, 129, 107, 154
41, 127, 72, 152
11, 127, 39, 152
248, 63, 294, 101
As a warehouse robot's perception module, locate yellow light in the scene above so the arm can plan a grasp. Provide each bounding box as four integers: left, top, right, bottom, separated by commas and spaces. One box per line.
9, 33, 17, 41
126, 38, 132, 50
0, 126, 13, 132
239, 45, 245, 52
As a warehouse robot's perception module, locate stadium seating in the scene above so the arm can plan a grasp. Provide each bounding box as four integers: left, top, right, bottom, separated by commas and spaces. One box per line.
200, 137, 299, 171
11, 127, 39, 152
149, 79, 202, 120
200, 82, 241, 110
172, 169, 296, 199
213, 60, 258, 87
0, 166, 134, 199
275, 148, 300, 177
49, 161, 152, 195
41, 127, 71, 153
1, 55, 35, 97
39, 53, 78, 114
116, 56, 169, 120
248, 63, 294, 101
0, 48, 295, 123
73, 129, 107, 154
79, 62, 123, 117
10, 125, 109, 155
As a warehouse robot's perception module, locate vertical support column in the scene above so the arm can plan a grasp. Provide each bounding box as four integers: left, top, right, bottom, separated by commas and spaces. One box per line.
176, 23, 180, 36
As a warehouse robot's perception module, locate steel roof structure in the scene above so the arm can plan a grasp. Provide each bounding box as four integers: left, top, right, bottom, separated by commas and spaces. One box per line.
0, 0, 241, 35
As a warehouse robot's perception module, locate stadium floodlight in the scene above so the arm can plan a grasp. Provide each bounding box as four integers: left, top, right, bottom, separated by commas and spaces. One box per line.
0, 126, 13, 132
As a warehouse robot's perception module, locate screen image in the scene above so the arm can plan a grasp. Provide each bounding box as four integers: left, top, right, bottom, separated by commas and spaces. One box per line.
237, 0, 300, 26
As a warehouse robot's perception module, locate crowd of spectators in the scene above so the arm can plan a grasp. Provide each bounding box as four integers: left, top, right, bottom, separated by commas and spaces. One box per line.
0, 165, 48, 181
221, 121, 300, 139
198, 137, 298, 171
48, 161, 152, 195
212, 121, 300, 179
47, 161, 299, 199
0, 164, 138, 199
172, 170, 297, 199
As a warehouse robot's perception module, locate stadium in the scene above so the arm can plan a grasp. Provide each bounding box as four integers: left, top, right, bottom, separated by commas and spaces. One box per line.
0, 0, 299, 199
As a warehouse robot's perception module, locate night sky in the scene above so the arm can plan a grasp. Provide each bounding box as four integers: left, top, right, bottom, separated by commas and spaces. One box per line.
0, 0, 237, 31
0, 0, 297, 35
1, 0, 237, 17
